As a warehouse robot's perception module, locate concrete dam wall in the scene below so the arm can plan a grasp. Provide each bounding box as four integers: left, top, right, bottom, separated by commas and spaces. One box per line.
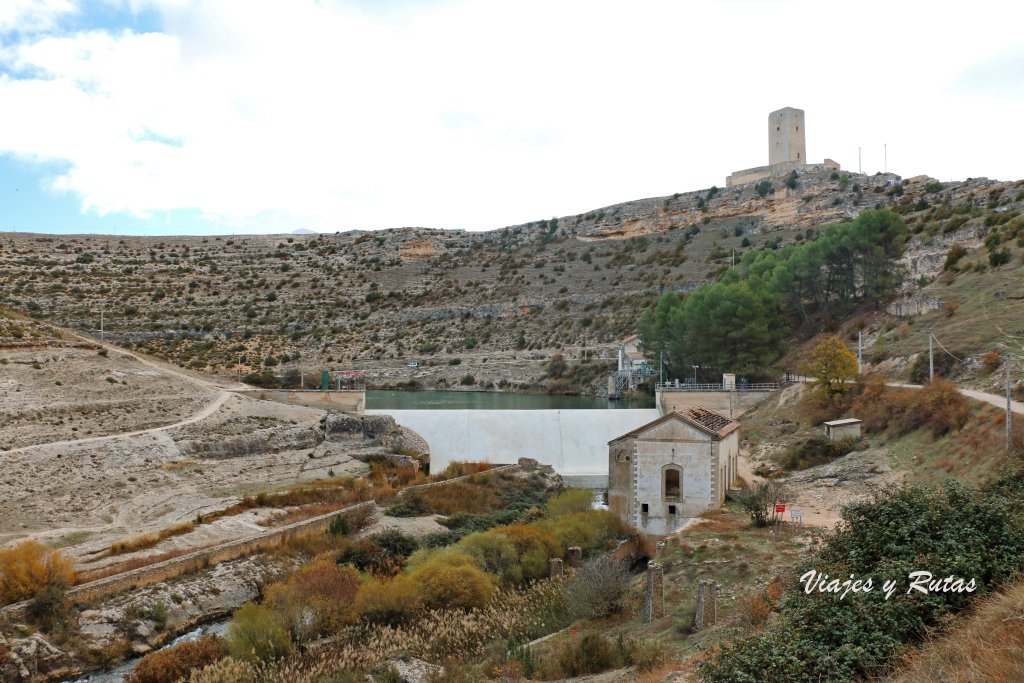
365, 409, 661, 476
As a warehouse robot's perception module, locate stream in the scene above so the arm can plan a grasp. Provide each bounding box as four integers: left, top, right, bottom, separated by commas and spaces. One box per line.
64, 620, 230, 683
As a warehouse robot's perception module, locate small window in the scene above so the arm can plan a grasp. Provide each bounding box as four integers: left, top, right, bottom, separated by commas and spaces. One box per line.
668, 505, 677, 515
797, 152, 800, 159
796, 126, 799, 131
776, 126, 780, 131
641, 503, 649, 514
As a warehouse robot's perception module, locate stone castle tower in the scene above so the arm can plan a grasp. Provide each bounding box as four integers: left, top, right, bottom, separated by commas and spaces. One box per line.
726, 107, 837, 187
768, 107, 805, 166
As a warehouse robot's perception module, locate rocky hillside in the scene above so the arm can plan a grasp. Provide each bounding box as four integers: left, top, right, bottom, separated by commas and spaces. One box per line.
1, 169, 1020, 389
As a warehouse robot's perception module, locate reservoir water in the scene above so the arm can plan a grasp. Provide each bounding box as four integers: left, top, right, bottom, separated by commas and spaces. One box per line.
366, 390, 654, 410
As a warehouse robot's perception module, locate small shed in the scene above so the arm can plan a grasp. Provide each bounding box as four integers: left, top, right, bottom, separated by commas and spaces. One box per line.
823, 418, 862, 441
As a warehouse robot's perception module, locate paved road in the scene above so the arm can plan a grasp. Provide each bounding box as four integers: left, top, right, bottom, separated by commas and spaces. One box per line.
887, 382, 1024, 415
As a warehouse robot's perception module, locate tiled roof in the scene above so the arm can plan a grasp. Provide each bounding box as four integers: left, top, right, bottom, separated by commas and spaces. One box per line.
680, 405, 739, 438
620, 334, 639, 345
609, 405, 738, 442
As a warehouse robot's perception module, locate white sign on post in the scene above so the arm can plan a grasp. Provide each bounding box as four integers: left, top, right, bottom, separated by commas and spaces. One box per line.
791, 509, 804, 519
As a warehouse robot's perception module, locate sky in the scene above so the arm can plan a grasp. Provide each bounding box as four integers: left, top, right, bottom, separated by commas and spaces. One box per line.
0, 0, 1023, 236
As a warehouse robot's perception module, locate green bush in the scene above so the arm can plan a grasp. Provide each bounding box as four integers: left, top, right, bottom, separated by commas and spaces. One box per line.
460, 374, 476, 386
226, 603, 292, 663
781, 437, 858, 471
700, 480, 1024, 682
755, 180, 773, 197
546, 489, 593, 517
328, 514, 350, 536
369, 529, 419, 563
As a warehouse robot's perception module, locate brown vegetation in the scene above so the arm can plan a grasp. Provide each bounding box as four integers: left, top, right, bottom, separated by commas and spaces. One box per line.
127, 635, 227, 683
0, 540, 75, 605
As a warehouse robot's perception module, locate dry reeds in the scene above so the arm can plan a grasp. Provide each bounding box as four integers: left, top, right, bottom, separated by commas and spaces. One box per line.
888, 578, 1024, 683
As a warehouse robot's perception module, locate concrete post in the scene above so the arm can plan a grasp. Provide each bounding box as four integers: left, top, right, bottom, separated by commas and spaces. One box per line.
643, 562, 664, 623
549, 558, 563, 579
566, 547, 582, 567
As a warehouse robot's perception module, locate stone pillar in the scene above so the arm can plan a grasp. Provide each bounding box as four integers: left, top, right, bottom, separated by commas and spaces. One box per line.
549, 558, 563, 579
694, 580, 718, 631
566, 546, 582, 567
643, 562, 664, 623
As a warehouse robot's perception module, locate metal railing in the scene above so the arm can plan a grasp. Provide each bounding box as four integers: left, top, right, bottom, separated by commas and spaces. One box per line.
655, 381, 786, 392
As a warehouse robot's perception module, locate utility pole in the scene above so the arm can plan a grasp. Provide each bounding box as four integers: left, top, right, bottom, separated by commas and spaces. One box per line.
858, 147, 862, 174
238, 354, 243, 382
928, 332, 934, 382
1008, 360, 1014, 457
99, 307, 104, 341
659, 351, 664, 385
693, 365, 699, 386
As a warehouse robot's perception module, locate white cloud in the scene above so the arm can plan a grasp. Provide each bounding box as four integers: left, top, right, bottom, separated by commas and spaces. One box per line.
0, 0, 75, 35
0, 0, 1023, 232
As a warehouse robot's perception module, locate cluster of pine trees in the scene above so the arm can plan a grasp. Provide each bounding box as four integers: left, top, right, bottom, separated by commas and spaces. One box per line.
638, 209, 908, 380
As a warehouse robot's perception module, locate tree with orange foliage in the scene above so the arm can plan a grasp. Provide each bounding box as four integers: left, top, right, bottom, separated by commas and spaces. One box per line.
0, 540, 75, 605
804, 334, 858, 398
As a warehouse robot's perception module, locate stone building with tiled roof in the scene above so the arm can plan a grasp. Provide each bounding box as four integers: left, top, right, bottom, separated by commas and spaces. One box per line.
607, 406, 739, 536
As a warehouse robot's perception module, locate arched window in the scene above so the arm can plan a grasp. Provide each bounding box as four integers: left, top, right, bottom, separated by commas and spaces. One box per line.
664, 467, 681, 501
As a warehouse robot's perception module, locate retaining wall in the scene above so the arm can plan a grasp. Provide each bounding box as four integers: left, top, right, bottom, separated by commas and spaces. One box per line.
0, 501, 375, 621
0, 465, 523, 620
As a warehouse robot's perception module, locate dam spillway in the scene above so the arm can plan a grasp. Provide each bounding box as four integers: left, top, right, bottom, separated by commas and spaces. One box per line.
365, 408, 661, 477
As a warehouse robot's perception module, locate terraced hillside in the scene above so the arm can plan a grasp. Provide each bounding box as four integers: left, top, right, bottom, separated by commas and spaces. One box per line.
1, 169, 1021, 391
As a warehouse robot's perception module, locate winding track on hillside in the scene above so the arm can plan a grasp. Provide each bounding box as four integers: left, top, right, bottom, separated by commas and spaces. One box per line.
2, 328, 244, 456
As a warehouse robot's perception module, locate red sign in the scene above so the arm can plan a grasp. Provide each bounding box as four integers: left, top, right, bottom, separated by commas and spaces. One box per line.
775, 503, 786, 514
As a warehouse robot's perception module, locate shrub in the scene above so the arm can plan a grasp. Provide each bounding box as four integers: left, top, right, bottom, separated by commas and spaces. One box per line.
336, 539, 392, 575
701, 480, 1024, 682
494, 525, 562, 581
546, 489, 593, 518
734, 481, 788, 528
981, 351, 1003, 373
225, 603, 292, 663
0, 540, 75, 605
354, 575, 422, 626
540, 510, 628, 555
408, 552, 495, 610
328, 514, 350, 536
459, 374, 475, 386
457, 532, 520, 582
541, 633, 622, 678
265, 560, 360, 638
909, 347, 961, 383
369, 529, 419, 564
781, 437, 858, 471
943, 244, 968, 271
127, 635, 227, 683
566, 555, 630, 619
755, 180, 773, 197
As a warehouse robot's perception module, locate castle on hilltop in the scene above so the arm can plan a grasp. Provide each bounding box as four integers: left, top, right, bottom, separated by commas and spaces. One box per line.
726, 107, 840, 187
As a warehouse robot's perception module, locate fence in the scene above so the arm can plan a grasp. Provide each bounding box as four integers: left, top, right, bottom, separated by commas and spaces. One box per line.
655, 382, 784, 392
